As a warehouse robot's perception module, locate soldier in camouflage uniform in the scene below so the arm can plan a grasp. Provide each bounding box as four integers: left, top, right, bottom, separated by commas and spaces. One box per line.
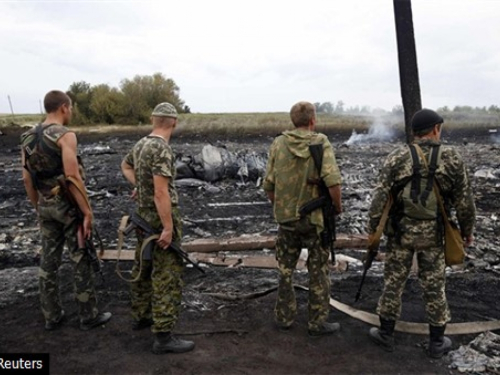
367, 108, 476, 358
263, 101, 342, 336
20, 90, 111, 331
121, 102, 194, 354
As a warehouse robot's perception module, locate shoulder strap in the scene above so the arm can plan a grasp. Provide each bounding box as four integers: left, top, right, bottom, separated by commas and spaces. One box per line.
414, 144, 441, 207
420, 145, 440, 206
24, 123, 61, 160
408, 145, 421, 204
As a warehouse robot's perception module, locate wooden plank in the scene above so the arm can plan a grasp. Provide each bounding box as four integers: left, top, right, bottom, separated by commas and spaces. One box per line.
102, 233, 368, 261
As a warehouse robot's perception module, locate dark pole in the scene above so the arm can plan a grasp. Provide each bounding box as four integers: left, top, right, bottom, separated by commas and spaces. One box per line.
7, 95, 15, 124
393, 0, 422, 144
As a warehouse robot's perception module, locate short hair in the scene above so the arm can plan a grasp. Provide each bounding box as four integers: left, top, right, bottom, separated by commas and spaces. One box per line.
413, 123, 442, 137
290, 101, 315, 128
44, 90, 71, 113
152, 115, 176, 129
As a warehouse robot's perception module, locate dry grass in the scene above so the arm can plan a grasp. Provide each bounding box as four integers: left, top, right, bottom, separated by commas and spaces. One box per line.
0, 114, 43, 127
72, 113, 387, 136
2, 112, 498, 136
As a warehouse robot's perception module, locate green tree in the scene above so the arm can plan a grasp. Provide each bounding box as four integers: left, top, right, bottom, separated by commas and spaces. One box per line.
318, 102, 334, 114
67, 81, 93, 124
120, 73, 186, 123
488, 105, 500, 113
89, 84, 125, 124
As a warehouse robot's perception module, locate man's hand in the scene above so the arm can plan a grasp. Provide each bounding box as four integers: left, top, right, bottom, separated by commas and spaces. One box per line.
328, 184, 342, 214
130, 188, 138, 200
157, 228, 172, 249
83, 213, 92, 239
464, 234, 474, 247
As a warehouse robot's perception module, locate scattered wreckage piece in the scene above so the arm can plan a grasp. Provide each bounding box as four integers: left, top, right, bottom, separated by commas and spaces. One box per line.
449, 331, 500, 373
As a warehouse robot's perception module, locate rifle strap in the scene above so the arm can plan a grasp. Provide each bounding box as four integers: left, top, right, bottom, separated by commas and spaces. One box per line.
116, 215, 160, 283
408, 145, 421, 204
65, 175, 94, 221
368, 195, 393, 251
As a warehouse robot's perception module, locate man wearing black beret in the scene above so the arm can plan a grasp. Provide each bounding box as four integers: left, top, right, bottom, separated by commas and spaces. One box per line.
366, 108, 476, 358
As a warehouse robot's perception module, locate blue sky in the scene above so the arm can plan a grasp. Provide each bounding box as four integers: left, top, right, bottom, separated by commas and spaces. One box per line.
1, 0, 499, 114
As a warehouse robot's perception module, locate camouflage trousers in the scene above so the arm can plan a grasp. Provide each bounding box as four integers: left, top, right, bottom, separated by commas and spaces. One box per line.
130, 208, 184, 333
275, 218, 331, 330
377, 234, 451, 326
38, 195, 98, 323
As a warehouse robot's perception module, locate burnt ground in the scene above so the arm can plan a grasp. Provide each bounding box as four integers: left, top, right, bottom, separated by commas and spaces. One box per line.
0, 125, 500, 375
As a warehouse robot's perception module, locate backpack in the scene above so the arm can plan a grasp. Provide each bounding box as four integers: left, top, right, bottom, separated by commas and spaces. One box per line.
399, 144, 441, 220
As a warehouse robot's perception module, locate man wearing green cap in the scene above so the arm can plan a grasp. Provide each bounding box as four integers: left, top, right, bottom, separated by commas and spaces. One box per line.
367, 108, 476, 358
121, 102, 194, 354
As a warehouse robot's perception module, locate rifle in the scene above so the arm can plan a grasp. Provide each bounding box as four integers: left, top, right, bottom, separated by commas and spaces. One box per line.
299, 143, 337, 264
123, 212, 205, 274
354, 246, 378, 302
354, 196, 393, 302
57, 176, 104, 282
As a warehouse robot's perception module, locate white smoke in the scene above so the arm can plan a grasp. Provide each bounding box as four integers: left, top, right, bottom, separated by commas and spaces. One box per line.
489, 129, 500, 144
345, 117, 395, 145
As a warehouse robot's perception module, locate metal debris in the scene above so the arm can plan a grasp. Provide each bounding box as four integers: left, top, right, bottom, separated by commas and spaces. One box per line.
449, 331, 500, 373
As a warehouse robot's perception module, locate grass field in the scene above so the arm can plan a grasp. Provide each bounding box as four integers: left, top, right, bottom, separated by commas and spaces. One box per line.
1, 112, 499, 136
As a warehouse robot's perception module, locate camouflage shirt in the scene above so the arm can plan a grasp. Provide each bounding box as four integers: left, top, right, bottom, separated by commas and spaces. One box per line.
263, 129, 341, 232
20, 124, 70, 196
368, 139, 476, 238
123, 135, 178, 226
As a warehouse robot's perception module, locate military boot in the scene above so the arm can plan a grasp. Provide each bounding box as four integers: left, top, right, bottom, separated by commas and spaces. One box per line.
152, 332, 195, 354
45, 310, 66, 331
369, 317, 395, 352
308, 321, 341, 337
132, 318, 154, 330
428, 324, 452, 359
80, 312, 112, 331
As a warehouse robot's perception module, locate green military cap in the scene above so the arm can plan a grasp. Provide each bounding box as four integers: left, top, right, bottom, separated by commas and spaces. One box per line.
151, 102, 178, 118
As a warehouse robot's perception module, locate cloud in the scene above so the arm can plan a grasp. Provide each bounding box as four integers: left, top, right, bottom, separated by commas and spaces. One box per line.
0, 0, 499, 114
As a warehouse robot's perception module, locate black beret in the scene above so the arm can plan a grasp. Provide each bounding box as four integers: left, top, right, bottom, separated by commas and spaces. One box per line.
411, 109, 443, 132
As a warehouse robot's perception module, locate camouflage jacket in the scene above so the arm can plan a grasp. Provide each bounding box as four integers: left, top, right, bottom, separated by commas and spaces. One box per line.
368, 139, 476, 238
263, 129, 341, 232
20, 124, 70, 196
123, 135, 178, 227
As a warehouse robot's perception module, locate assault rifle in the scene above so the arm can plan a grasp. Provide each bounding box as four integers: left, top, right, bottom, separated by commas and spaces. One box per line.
354, 246, 377, 302
78, 228, 105, 282
299, 143, 337, 264
58, 176, 104, 282
123, 212, 205, 274
354, 196, 393, 302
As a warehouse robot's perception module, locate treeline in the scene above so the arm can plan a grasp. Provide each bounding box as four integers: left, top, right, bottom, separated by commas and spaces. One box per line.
315, 101, 500, 117
314, 101, 399, 115
66, 73, 190, 125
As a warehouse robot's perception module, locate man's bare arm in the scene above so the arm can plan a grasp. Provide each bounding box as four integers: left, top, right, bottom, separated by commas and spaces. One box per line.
153, 174, 173, 249
58, 132, 93, 237
121, 159, 136, 187
21, 151, 38, 209
328, 184, 342, 214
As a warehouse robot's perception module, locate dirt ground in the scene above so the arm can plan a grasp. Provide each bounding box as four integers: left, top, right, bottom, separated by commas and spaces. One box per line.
1, 125, 499, 375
